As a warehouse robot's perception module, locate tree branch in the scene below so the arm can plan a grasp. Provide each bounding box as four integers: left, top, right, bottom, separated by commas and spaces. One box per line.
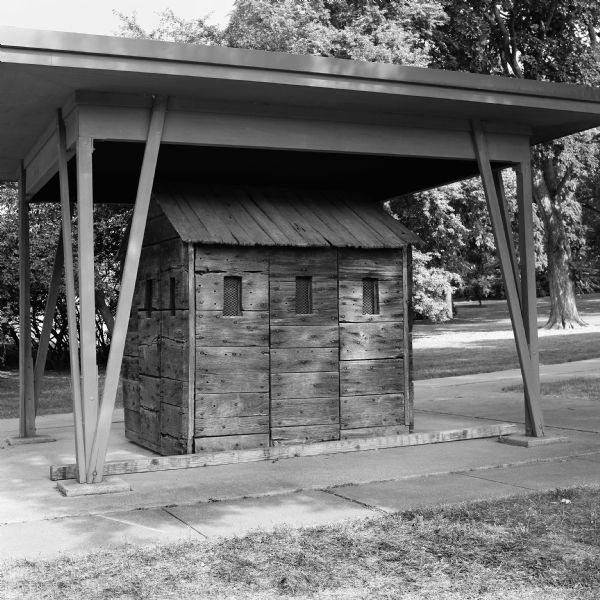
492, 4, 523, 78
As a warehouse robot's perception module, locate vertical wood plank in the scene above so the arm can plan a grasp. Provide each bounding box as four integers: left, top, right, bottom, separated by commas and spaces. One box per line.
33, 231, 64, 413
471, 121, 544, 436
88, 96, 168, 482
187, 243, 195, 453
402, 246, 412, 431
18, 162, 35, 438
58, 110, 86, 482
77, 135, 99, 477
517, 160, 542, 436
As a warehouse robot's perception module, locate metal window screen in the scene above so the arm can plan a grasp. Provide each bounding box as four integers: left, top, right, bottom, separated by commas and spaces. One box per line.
296, 276, 312, 314
362, 278, 380, 315
223, 276, 242, 316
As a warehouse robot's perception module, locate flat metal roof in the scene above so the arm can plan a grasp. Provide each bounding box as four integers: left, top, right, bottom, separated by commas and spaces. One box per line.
2, 26, 600, 180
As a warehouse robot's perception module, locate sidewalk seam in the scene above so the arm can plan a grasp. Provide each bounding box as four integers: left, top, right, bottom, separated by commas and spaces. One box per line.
162, 507, 208, 539
322, 488, 387, 514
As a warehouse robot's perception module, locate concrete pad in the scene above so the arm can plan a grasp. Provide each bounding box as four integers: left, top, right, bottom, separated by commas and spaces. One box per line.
329, 473, 530, 513
57, 477, 131, 497
0, 508, 200, 561
167, 490, 374, 538
6, 434, 56, 445
465, 457, 600, 491
498, 434, 569, 447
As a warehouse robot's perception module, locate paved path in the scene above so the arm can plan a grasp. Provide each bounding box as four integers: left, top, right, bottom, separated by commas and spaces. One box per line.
1, 359, 598, 562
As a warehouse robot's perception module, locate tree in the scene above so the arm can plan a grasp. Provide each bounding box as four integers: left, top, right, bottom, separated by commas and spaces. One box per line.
429, 0, 600, 327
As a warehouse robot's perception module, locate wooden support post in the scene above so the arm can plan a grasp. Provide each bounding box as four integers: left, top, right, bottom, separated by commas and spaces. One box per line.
516, 161, 542, 436
33, 231, 64, 413
88, 96, 167, 483
77, 134, 99, 477
493, 169, 521, 308
18, 162, 35, 437
187, 243, 196, 453
58, 110, 86, 482
471, 121, 544, 437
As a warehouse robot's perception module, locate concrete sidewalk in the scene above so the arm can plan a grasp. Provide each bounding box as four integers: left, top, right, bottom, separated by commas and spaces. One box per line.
1, 359, 599, 562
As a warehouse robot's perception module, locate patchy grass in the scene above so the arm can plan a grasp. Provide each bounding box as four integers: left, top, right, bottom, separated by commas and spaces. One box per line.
503, 377, 600, 400
0, 371, 122, 419
1, 486, 598, 599
414, 294, 600, 380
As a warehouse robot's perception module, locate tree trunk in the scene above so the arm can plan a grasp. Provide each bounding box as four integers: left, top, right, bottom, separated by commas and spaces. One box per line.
545, 226, 587, 328
533, 155, 587, 329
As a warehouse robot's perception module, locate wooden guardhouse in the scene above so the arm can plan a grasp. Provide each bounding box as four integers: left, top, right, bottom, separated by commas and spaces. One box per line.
3, 27, 600, 486
124, 187, 418, 455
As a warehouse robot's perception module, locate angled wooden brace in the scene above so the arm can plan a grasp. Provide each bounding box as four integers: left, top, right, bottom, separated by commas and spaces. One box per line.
87, 96, 168, 483
471, 121, 544, 437
58, 110, 86, 481
33, 230, 64, 414
18, 162, 36, 437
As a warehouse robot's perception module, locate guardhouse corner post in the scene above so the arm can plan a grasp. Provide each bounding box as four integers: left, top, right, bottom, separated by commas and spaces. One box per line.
516, 158, 543, 436
77, 134, 100, 475
88, 95, 168, 483
18, 161, 36, 438
470, 120, 544, 437
58, 109, 86, 483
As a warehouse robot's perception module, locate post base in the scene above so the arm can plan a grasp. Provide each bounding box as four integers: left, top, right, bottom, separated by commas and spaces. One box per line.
498, 434, 568, 448
6, 434, 57, 446
57, 477, 132, 497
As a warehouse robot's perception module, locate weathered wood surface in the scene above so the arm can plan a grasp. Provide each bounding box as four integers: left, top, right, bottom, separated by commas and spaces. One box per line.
122, 380, 140, 412
124, 409, 141, 434
139, 406, 160, 445
269, 277, 338, 325
271, 397, 339, 427
50, 423, 520, 480
341, 425, 408, 439
269, 249, 337, 278
142, 214, 179, 247
125, 428, 161, 454
160, 269, 188, 312
340, 394, 404, 429
194, 433, 270, 453
160, 402, 188, 438
161, 337, 189, 382
270, 325, 338, 348
137, 313, 161, 375
340, 358, 403, 396
195, 415, 269, 436
195, 392, 269, 419
162, 377, 188, 408
338, 279, 403, 322
271, 371, 339, 399
195, 311, 269, 346
339, 322, 402, 360
196, 272, 268, 311
271, 424, 339, 445
138, 375, 161, 411
161, 433, 187, 455
195, 247, 269, 274
270, 347, 338, 373
195, 346, 269, 393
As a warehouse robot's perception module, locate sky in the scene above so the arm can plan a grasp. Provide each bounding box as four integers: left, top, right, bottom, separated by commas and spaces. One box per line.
1, 1, 235, 36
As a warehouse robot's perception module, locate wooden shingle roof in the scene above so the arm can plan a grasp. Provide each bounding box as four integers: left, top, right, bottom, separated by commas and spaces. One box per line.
154, 186, 419, 248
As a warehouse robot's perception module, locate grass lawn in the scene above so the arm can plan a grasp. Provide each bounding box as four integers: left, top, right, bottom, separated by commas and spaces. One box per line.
413, 293, 600, 380
504, 377, 600, 399
2, 486, 599, 599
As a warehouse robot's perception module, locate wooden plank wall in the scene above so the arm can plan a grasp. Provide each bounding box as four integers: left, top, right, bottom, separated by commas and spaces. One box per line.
338, 249, 407, 439
270, 249, 340, 445
194, 248, 270, 452
123, 200, 190, 454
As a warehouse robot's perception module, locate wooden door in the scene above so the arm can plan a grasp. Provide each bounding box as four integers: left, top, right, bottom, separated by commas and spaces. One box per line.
269, 249, 340, 445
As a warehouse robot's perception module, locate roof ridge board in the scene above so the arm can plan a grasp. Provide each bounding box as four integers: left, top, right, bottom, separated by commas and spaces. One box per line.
2, 27, 600, 105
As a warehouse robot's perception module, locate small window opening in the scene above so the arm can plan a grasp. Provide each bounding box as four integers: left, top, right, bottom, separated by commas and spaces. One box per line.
296, 276, 313, 314
362, 278, 379, 315
223, 276, 242, 316
169, 277, 176, 316
145, 279, 153, 316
